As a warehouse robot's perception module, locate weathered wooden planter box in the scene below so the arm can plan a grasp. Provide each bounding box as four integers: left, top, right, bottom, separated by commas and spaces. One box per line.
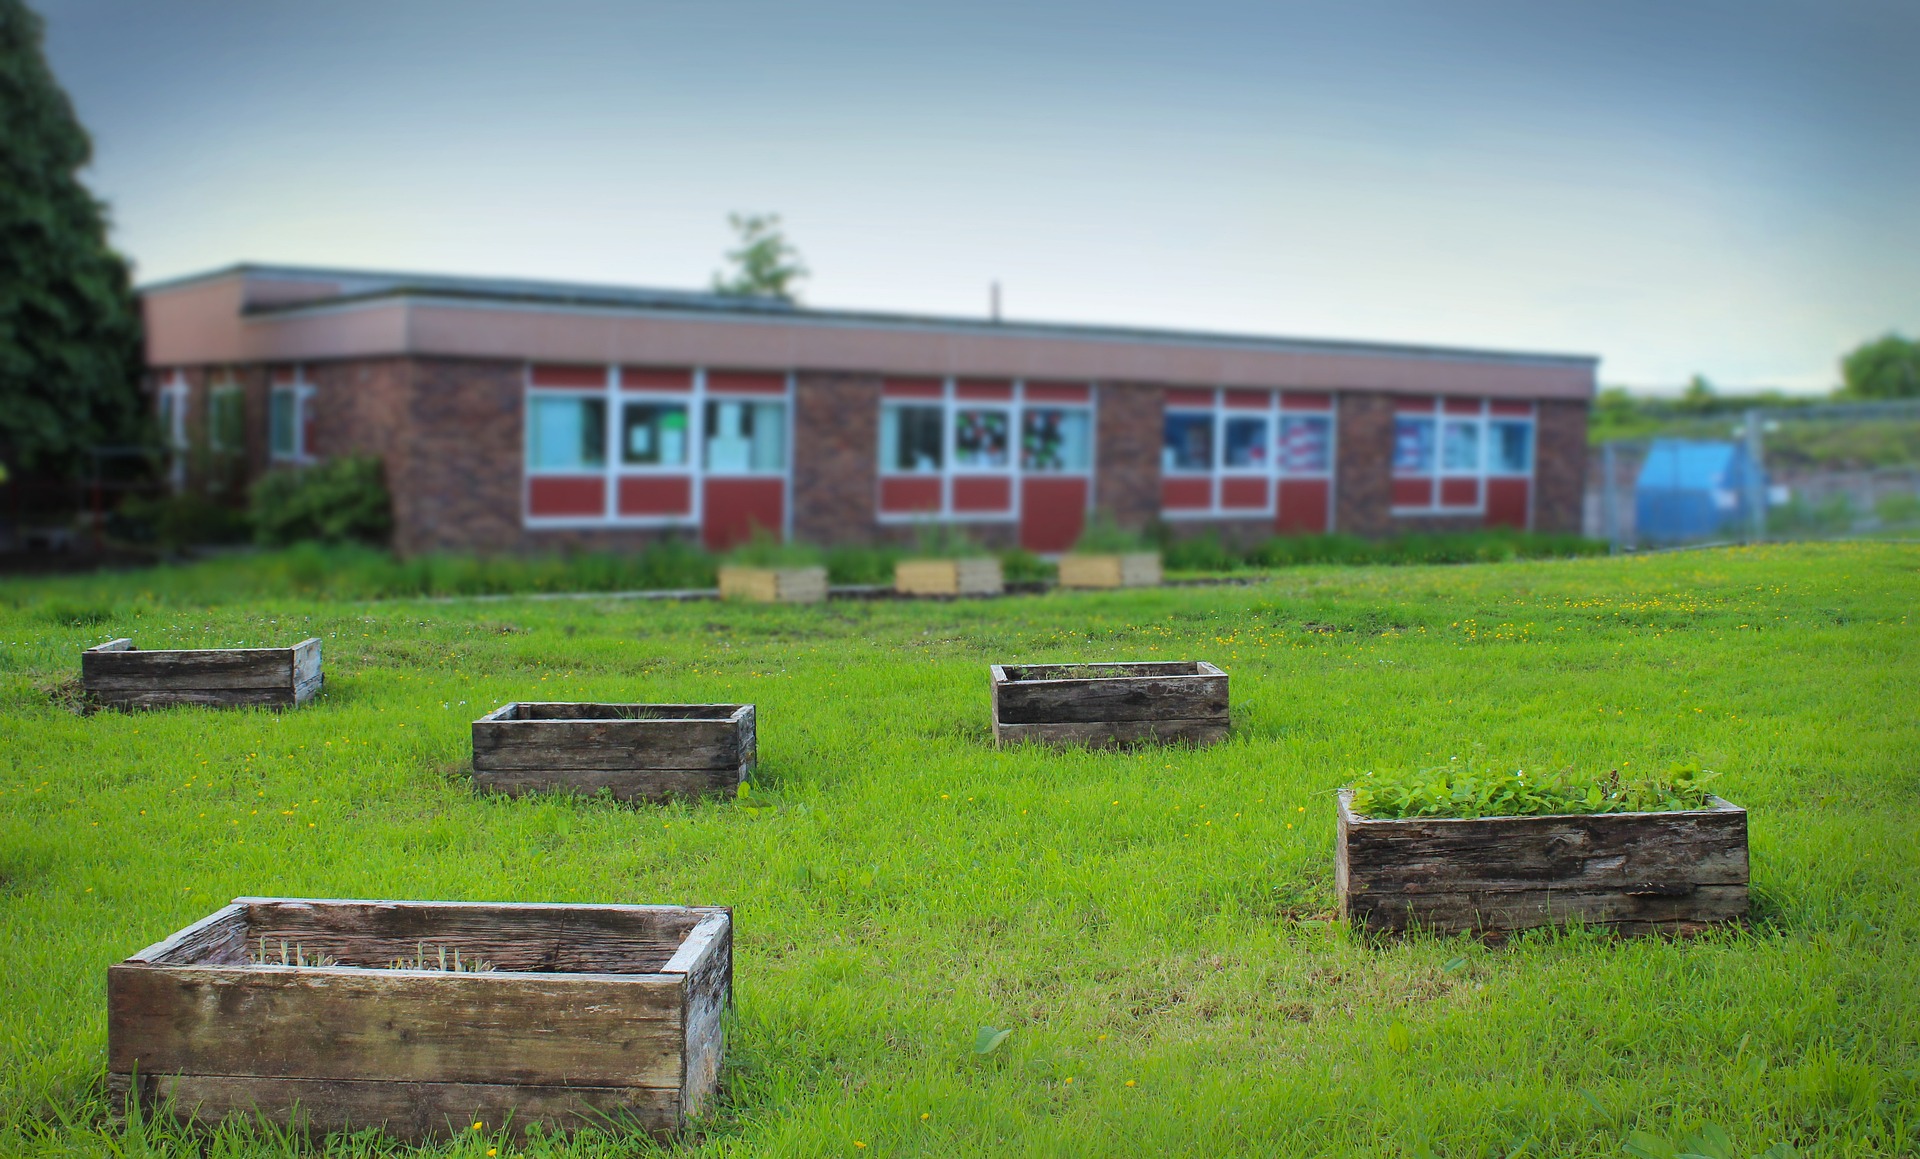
1057, 552, 1162, 589
1336, 790, 1750, 936
82, 638, 322, 710
990, 661, 1228, 748
108, 898, 731, 1142
472, 703, 755, 802
894, 557, 1004, 597
717, 564, 827, 603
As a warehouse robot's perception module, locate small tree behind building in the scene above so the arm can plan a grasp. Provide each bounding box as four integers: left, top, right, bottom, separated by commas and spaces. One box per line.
711, 213, 807, 302
1840, 333, 1920, 400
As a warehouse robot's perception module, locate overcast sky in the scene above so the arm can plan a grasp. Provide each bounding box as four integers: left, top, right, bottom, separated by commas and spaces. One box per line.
36, 0, 1920, 391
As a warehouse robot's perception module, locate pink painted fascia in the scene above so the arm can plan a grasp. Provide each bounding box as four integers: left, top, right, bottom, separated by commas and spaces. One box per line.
144, 271, 1595, 400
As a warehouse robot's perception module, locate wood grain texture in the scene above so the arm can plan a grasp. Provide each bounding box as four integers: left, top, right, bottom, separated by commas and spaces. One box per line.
109, 966, 685, 1086
108, 899, 732, 1141
718, 565, 827, 603
894, 558, 1005, 597
82, 638, 322, 709
993, 718, 1230, 749
1057, 552, 1162, 589
992, 662, 1228, 725
472, 765, 748, 803
108, 1072, 681, 1143
1337, 790, 1749, 935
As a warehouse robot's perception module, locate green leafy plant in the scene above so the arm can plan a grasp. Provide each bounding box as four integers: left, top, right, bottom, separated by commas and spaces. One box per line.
249, 455, 392, 547
973, 1026, 1014, 1055
1071, 511, 1154, 554
724, 528, 825, 568
906, 521, 985, 560
1348, 756, 1719, 820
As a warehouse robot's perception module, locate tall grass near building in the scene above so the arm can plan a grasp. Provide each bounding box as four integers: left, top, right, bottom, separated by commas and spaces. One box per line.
0, 543, 1914, 1156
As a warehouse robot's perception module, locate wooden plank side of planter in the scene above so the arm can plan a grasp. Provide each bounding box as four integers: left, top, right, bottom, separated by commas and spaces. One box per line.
472, 765, 748, 802
109, 1072, 681, 1143
718, 565, 827, 604
107, 965, 686, 1088
993, 670, 1228, 724
472, 719, 747, 772
1344, 884, 1752, 934
993, 718, 1231, 749
233, 899, 712, 973
83, 646, 295, 691
1057, 553, 1161, 589
1337, 791, 1749, 934
895, 559, 1004, 597
664, 911, 732, 1119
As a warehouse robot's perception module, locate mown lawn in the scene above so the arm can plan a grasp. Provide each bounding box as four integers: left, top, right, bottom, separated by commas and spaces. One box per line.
0, 543, 1915, 1157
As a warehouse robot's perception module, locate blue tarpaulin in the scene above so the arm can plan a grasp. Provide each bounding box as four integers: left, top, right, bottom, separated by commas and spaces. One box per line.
1635, 439, 1763, 543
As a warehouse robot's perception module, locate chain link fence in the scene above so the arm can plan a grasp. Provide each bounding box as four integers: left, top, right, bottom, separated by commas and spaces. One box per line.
1585, 400, 1920, 550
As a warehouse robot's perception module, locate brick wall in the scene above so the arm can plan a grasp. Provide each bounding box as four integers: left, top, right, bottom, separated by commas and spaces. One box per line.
1334, 392, 1393, 535
1095, 382, 1162, 530
1532, 398, 1589, 534
398, 358, 526, 555
792, 371, 881, 546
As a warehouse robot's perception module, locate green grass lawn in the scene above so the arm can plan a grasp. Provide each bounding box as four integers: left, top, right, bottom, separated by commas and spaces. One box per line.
1, 542, 1916, 1157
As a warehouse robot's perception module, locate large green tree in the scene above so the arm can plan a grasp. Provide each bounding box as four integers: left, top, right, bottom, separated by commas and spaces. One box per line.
711, 212, 807, 302
0, 0, 142, 478
1840, 333, 1920, 400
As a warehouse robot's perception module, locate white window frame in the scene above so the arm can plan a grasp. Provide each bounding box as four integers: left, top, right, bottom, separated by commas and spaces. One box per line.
157, 371, 189, 451
207, 378, 245, 454
522, 365, 795, 531
1159, 389, 1338, 521
269, 368, 316, 464
874, 380, 1098, 524
1390, 398, 1536, 516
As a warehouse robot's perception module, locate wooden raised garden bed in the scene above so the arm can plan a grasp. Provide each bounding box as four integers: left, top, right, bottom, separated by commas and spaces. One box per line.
472, 703, 755, 802
894, 557, 1004, 597
717, 564, 827, 603
82, 637, 322, 710
990, 661, 1228, 748
1335, 790, 1750, 936
1057, 552, 1162, 589
108, 897, 732, 1142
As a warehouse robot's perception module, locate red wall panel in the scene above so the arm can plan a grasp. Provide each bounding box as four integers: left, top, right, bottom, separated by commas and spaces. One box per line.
1485, 479, 1529, 528
1490, 400, 1533, 416
955, 378, 1014, 401
1395, 395, 1436, 413
882, 377, 943, 399
621, 366, 692, 391
702, 478, 784, 549
1276, 479, 1330, 533
952, 476, 1012, 512
1020, 477, 1087, 552
1440, 478, 1481, 507
878, 476, 941, 513
1166, 388, 1215, 408
1223, 389, 1272, 410
530, 364, 606, 389
1392, 478, 1434, 507
1161, 477, 1212, 510
1220, 477, 1269, 509
528, 476, 605, 516
618, 475, 692, 516
1025, 381, 1090, 402
1444, 397, 1483, 415
706, 371, 786, 395
1281, 391, 1332, 410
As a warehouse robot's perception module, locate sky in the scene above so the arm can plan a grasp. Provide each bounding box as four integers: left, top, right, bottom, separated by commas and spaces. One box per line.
35, 0, 1920, 391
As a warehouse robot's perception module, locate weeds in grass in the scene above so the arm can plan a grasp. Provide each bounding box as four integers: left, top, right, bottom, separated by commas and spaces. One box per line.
248, 937, 337, 969
385, 942, 496, 973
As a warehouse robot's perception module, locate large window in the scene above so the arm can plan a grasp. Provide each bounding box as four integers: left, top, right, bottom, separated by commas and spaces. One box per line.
704, 399, 786, 472
208, 383, 245, 453
621, 401, 689, 466
1392, 398, 1534, 513
269, 371, 315, 462
528, 395, 607, 470
1161, 390, 1335, 518
876, 380, 1095, 520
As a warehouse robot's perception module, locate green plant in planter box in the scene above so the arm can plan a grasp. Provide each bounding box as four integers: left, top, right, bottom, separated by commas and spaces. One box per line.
1071, 511, 1153, 554
1348, 755, 1718, 820
725, 528, 825, 569
908, 520, 983, 559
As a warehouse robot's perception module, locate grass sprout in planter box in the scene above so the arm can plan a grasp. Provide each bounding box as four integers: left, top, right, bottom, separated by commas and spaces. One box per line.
1337, 757, 1748, 936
